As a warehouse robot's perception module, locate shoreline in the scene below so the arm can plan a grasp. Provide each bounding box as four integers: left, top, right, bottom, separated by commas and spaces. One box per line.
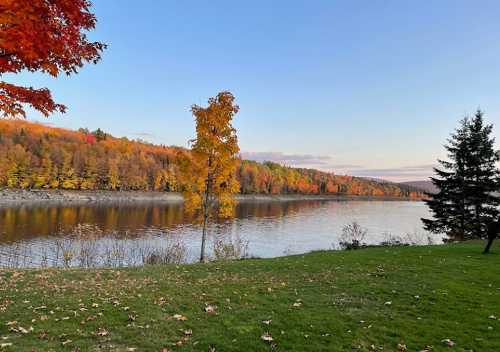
0, 188, 422, 207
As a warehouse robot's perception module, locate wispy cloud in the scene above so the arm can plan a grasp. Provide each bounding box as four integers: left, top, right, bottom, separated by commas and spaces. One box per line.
132, 132, 156, 139
348, 164, 435, 182
240, 152, 333, 166
241, 151, 434, 182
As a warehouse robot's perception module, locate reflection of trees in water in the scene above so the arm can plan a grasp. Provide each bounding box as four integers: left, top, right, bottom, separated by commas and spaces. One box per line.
0, 201, 326, 243
0, 204, 185, 243
235, 200, 324, 219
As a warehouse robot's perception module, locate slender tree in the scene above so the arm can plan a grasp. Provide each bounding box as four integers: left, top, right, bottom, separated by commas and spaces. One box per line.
0, 0, 105, 118
179, 91, 240, 262
422, 110, 500, 252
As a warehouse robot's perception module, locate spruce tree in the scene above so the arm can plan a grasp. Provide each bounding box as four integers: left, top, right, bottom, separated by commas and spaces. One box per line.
422, 110, 500, 252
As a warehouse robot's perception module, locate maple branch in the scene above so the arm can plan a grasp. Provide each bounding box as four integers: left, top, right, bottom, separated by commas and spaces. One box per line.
0, 81, 66, 118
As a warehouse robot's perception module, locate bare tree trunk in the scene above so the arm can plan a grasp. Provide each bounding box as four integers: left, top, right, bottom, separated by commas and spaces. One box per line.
200, 204, 209, 262
483, 236, 495, 254
200, 158, 213, 263
200, 182, 210, 263
483, 220, 499, 254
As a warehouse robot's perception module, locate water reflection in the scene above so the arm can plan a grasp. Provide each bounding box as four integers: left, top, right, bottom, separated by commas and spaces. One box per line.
0, 200, 436, 267
0, 201, 325, 243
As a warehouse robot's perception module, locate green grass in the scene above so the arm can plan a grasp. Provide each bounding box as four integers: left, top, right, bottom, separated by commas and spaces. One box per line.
1, 242, 500, 351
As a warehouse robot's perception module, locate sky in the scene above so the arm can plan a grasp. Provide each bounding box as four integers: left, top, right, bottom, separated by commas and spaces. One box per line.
7, 0, 500, 182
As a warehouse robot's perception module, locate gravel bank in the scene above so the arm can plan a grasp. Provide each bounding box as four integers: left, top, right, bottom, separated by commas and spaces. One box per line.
0, 189, 418, 207
0, 189, 183, 206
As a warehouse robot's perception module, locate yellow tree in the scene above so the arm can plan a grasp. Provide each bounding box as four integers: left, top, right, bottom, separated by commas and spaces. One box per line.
180, 91, 240, 262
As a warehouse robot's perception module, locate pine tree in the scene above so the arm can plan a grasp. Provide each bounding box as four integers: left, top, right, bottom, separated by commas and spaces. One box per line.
422, 110, 500, 252
92, 128, 107, 142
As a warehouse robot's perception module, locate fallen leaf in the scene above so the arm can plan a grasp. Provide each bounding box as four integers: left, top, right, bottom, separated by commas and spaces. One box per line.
173, 314, 187, 321
261, 332, 273, 342
96, 328, 109, 336
441, 339, 455, 347
204, 305, 217, 314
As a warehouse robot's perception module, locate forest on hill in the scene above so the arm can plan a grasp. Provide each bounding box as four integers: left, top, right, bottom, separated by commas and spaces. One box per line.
0, 120, 423, 198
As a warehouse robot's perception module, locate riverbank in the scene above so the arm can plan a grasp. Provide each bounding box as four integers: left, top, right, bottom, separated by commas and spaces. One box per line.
0, 188, 422, 206
1, 242, 498, 351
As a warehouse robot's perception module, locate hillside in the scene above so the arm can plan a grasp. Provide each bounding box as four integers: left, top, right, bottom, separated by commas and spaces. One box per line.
0, 119, 423, 198
399, 180, 437, 194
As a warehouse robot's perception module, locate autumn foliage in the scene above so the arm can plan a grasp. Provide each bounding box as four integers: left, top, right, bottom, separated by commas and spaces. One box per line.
179, 91, 241, 261
180, 92, 241, 217
0, 119, 423, 198
0, 0, 105, 118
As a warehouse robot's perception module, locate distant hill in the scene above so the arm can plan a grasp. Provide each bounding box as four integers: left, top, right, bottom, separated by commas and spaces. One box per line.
0, 119, 424, 198
399, 180, 437, 194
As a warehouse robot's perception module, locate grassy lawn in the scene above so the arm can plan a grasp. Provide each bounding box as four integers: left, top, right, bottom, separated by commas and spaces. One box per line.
1, 242, 499, 351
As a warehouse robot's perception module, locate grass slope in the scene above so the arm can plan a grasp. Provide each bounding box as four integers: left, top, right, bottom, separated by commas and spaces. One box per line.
1, 242, 499, 351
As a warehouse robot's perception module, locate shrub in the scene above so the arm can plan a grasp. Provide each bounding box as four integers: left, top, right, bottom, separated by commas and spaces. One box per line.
212, 235, 249, 261
338, 221, 367, 250
143, 239, 187, 265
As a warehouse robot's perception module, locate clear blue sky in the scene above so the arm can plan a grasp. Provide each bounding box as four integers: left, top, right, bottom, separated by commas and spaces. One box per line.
10, 0, 500, 181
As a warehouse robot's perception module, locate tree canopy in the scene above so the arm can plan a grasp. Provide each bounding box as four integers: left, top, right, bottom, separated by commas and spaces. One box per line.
179, 91, 241, 262
0, 0, 105, 118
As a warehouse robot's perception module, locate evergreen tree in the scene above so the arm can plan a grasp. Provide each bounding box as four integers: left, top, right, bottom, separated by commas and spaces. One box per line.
92, 128, 107, 142
422, 110, 500, 252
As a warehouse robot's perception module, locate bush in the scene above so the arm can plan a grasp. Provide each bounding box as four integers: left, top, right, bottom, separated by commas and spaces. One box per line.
143, 240, 187, 265
338, 221, 367, 250
212, 235, 249, 261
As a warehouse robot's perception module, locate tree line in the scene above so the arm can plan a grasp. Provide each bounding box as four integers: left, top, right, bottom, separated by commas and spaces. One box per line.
0, 119, 422, 198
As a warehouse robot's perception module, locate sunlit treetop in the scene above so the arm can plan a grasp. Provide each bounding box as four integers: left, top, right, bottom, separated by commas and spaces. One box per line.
180, 91, 241, 219
0, 0, 106, 118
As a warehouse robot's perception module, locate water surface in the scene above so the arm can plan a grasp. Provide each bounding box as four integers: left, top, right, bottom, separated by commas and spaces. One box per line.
0, 200, 436, 266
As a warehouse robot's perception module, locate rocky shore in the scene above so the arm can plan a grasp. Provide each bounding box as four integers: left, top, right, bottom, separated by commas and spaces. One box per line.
0, 189, 184, 206
0, 188, 419, 207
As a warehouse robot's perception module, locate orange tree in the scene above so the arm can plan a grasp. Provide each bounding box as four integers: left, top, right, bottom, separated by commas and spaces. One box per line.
0, 0, 105, 118
179, 91, 240, 262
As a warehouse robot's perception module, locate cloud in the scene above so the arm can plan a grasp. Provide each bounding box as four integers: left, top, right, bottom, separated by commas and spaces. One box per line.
132, 132, 156, 139
31, 119, 56, 127
240, 151, 333, 166
324, 164, 364, 169
348, 164, 435, 182
241, 150, 435, 182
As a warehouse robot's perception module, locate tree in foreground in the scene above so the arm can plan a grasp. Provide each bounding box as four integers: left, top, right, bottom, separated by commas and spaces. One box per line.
0, 0, 106, 118
422, 110, 500, 252
179, 91, 240, 262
